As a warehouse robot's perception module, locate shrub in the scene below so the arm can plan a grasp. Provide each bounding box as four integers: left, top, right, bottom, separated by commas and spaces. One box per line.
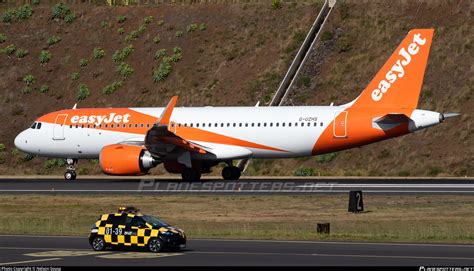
186, 23, 198, 33
315, 152, 337, 163
40, 85, 49, 93
2, 44, 16, 55
16, 49, 28, 58
112, 45, 134, 63
47, 35, 61, 45
144, 16, 153, 25
22, 153, 35, 162
45, 158, 66, 169
16, 5, 33, 20
297, 75, 311, 88
153, 60, 172, 82
0, 144, 5, 152
102, 81, 123, 95
117, 27, 125, 35
101, 20, 110, 28
64, 13, 76, 24
157, 20, 164, 26
0, 34, 6, 43
71, 72, 80, 80
154, 48, 166, 60
23, 74, 36, 86
175, 31, 183, 38
138, 24, 147, 34
171, 47, 183, 62
93, 47, 105, 59
293, 167, 315, 176
153, 35, 160, 44
21, 86, 32, 94
39, 50, 52, 64
51, 3, 71, 20
272, 0, 282, 10
32, 0, 40, 5
116, 62, 134, 78
199, 23, 207, 31
79, 58, 88, 67
320, 31, 333, 41
336, 36, 352, 52
76, 83, 89, 101
117, 15, 126, 23
2, 9, 15, 23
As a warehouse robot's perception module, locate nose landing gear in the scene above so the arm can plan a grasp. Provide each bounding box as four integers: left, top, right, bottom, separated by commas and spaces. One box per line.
64, 158, 78, 181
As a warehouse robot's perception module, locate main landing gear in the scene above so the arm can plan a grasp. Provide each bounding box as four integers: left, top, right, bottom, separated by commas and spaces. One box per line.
222, 165, 241, 180
64, 158, 78, 181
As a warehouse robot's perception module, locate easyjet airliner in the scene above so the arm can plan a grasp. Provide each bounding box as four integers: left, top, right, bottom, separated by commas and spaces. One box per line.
14, 29, 458, 181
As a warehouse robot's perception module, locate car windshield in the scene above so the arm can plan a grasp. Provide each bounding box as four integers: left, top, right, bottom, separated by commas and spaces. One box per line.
142, 215, 169, 227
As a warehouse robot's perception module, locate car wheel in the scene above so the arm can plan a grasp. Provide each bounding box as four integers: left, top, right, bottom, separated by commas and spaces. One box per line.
91, 236, 106, 251
148, 238, 164, 253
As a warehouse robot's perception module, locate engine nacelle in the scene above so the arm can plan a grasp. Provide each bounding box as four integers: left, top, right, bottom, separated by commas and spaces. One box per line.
99, 144, 159, 175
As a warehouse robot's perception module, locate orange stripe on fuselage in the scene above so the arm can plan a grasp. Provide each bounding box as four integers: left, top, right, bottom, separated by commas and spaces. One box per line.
37, 108, 288, 152
174, 125, 289, 153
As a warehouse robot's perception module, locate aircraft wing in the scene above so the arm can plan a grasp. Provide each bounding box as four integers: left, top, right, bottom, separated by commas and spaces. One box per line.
144, 96, 210, 157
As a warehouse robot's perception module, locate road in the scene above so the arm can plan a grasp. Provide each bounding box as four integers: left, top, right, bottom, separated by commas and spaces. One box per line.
0, 235, 473, 266
0, 177, 473, 194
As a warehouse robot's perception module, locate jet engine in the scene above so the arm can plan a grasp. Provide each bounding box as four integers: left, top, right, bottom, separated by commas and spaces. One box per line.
99, 144, 160, 175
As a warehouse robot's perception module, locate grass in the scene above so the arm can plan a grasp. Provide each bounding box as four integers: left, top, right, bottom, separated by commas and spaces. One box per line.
0, 194, 472, 243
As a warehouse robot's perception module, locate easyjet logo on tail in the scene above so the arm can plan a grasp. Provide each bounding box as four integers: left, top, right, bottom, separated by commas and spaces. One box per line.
70, 113, 131, 126
371, 33, 427, 102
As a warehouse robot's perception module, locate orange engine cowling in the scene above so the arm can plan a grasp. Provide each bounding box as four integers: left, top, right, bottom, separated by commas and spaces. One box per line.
99, 144, 159, 175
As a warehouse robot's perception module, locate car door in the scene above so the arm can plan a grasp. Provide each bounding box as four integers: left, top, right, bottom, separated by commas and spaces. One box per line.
130, 216, 147, 247
105, 214, 127, 245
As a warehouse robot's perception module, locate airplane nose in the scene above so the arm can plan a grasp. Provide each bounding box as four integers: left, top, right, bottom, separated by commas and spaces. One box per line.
14, 131, 28, 152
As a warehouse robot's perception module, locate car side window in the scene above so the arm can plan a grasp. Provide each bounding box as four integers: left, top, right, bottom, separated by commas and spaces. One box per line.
131, 217, 145, 228
107, 215, 127, 225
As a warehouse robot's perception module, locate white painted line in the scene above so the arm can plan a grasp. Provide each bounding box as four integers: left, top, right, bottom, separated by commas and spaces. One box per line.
0, 257, 61, 265
191, 239, 474, 248
297, 184, 474, 188
0, 246, 88, 250
187, 251, 474, 261
0, 190, 473, 193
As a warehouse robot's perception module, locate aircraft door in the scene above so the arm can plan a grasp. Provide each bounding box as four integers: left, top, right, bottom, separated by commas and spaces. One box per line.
333, 111, 348, 138
53, 114, 68, 140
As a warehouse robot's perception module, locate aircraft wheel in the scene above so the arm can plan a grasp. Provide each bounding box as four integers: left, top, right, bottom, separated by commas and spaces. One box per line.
64, 170, 76, 181
222, 166, 241, 180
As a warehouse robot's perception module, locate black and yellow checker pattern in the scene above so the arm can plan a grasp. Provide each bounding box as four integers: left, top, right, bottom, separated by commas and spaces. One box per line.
95, 213, 167, 247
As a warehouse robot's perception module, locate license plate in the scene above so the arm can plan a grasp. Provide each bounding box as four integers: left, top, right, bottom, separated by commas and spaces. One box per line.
180, 244, 186, 248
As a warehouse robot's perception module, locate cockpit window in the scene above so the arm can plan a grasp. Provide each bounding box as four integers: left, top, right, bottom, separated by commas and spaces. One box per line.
37, 122, 42, 129
30, 122, 37, 129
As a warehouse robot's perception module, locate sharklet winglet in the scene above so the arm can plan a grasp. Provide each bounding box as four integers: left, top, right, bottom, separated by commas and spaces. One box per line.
157, 96, 178, 126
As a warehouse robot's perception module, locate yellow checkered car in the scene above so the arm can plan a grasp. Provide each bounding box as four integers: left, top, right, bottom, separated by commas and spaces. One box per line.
88, 207, 186, 252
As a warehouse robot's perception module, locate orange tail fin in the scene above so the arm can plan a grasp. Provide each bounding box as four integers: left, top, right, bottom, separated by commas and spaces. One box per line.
350, 29, 434, 109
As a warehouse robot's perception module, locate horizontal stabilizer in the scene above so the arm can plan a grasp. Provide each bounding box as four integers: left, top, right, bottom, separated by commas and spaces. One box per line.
372, 113, 411, 131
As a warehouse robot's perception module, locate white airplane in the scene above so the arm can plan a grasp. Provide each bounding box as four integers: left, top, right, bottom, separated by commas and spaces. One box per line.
14, 29, 458, 181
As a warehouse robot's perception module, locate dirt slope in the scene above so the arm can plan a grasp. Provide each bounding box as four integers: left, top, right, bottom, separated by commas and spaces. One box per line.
0, 1, 472, 176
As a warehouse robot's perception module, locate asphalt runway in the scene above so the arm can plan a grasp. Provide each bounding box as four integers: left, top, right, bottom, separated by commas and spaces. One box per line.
0, 235, 473, 266
0, 177, 473, 194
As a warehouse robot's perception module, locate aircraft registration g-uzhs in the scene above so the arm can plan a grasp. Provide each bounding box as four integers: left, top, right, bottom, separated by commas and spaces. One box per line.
15, 29, 458, 181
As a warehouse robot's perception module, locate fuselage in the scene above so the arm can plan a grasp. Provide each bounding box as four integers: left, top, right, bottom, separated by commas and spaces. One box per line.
14, 105, 442, 161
